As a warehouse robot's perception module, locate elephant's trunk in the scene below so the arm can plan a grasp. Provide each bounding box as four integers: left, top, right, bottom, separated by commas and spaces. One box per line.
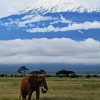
42, 79, 48, 93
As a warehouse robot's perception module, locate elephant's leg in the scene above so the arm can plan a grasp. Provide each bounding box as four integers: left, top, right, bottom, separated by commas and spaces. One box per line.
36, 89, 40, 100
28, 92, 32, 100
22, 94, 27, 100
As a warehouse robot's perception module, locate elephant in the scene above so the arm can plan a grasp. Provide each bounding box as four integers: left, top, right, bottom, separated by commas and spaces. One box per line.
19, 75, 48, 100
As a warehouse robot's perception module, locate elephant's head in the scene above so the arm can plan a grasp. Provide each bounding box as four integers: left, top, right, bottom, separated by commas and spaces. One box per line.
28, 75, 48, 93
39, 76, 48, 93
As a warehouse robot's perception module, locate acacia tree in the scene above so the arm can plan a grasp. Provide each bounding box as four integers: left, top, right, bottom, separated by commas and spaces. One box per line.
29, 69, 46, 76
56, 70, 76, 77
17, 66, 29, 76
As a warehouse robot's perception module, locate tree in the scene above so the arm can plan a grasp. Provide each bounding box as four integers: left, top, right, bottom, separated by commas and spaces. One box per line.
29, 69, 46, 76
17, 66, 29, 76
56, 70, 76, 77
39, 70, 46, 75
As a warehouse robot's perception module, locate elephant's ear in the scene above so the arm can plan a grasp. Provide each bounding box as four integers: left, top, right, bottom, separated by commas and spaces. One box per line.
37, 77, 44, 83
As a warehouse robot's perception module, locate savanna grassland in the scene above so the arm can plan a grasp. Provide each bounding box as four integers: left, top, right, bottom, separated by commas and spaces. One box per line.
0, 77, 100, 100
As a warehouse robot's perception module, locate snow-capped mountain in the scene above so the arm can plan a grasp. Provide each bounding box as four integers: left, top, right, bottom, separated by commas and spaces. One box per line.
21, 0, 100, 14
0, 0, 100, 40
0, 0, 100, 67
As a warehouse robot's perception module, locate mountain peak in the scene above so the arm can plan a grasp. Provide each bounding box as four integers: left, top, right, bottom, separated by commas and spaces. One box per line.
21, 0, 100, 14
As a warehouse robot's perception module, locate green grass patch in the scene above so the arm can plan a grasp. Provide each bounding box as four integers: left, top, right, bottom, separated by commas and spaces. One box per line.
0, 77, 100, 100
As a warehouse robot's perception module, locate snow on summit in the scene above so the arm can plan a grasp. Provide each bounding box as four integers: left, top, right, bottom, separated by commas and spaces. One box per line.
0, 0, 100, 18
22, 0, 100, 13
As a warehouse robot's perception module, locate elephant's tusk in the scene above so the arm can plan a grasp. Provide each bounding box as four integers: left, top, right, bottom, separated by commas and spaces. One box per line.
42, 87, 47, 93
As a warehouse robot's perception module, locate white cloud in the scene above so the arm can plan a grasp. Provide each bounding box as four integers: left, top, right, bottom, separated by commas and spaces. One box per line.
68, 21, 100, 30
18, 15, 57, 27
27, 21, 100, 32
0, 38, 100, 64
0, 14, 58, 27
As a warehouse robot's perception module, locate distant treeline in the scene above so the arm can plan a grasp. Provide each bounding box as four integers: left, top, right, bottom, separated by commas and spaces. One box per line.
0, 66, 100, 78
0, 72, 100, 78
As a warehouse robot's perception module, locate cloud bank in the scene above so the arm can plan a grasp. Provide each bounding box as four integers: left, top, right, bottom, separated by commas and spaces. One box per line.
0, 38, 100, 65
27, 21, 100, 33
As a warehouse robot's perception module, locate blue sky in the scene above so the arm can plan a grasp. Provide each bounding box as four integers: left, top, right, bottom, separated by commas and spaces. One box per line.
0, 0, 100, 65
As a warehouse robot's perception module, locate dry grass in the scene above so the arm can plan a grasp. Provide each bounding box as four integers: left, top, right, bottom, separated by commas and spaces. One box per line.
0, 77, 100, 100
